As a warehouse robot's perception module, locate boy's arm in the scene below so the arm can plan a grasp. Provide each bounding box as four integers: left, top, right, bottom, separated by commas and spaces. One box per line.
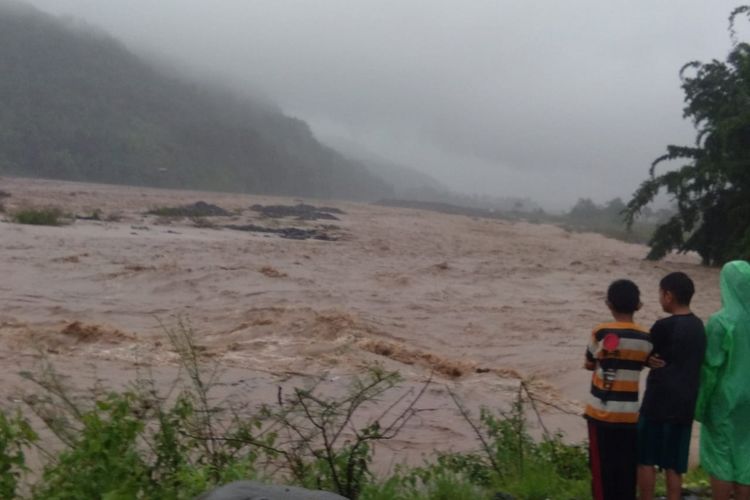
645, 320, 663, 368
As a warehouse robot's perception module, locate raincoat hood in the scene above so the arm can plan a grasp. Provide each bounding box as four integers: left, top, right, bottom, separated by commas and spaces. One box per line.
718, 260, 750, 319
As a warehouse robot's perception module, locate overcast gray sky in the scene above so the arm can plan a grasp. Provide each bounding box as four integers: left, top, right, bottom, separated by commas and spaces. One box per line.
25, 0, 747, 209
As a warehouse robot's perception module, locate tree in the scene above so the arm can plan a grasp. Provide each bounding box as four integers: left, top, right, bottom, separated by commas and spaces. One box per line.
568, 198, 598, 219
603, 198, 626, 218
625, 6, 750, 265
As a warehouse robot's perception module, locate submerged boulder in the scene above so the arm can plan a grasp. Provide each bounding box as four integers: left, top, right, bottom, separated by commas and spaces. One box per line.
195, 481, 348, 500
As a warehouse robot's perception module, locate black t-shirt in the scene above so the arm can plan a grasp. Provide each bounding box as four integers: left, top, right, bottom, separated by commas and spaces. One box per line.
640, 313, 707, 423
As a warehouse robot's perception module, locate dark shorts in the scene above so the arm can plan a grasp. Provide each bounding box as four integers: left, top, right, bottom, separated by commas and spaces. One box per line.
637, 417, 692, 474
588, 419, 638, 500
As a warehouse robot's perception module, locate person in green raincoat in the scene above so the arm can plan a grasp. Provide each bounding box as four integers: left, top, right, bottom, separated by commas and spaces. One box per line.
695, 260, 750, 500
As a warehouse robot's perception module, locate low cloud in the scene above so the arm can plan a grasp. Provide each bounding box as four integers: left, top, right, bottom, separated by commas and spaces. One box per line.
24, 0, 742, 209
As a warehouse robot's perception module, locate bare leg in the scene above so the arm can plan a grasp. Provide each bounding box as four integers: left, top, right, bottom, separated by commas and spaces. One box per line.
665, 469, 682, 500
734, 483, 750, 500
711, 477, 733, 500
638, 465, 656, 500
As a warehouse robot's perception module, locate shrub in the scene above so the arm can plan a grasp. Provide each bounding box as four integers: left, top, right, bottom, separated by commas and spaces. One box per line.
21, 329, 262, 500
33, 392, 149, 500
12, 207, 66, 226
258, 366, 429, 499
0, 410, 37, 499
442, 388, 590, 499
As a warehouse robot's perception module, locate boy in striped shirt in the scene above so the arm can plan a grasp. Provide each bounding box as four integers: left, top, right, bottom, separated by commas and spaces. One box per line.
584, 279, 653, 500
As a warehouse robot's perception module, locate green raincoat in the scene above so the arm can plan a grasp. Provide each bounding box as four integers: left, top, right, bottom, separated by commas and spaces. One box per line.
695, 260, 750, 484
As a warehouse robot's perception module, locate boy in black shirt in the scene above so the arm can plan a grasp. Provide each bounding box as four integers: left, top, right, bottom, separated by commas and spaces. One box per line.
637, 272, 706, 500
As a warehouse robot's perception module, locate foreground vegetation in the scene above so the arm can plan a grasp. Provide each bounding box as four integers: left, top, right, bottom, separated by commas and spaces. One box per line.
10, 207, 67, 226
0, 323, 714, 499
0, 323, 593, 499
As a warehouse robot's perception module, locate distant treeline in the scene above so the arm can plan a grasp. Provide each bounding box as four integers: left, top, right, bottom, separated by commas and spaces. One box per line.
379, 196, 668, 244
377, 199, 528, 220
0, 1, 391, 200
563, 197, 668, 243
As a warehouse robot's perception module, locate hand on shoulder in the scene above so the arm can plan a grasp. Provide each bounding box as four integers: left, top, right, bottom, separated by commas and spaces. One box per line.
647, 354, 666, 369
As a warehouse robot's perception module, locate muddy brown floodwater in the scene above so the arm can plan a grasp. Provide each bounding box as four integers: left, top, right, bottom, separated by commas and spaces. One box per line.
0, 177, 720, 472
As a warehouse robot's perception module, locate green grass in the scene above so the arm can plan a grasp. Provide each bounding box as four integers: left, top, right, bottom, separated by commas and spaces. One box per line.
12, 207, 66, 226
651, 466, 711, 498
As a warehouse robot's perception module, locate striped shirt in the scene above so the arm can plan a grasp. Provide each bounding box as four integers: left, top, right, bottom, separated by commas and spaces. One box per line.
584, 322, 652, 425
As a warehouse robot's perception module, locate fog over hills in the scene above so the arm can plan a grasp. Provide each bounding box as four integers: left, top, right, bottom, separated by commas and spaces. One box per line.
5, 0, 743, 209
20, 0, 741, 211
0, 0, 394, 200
326, 135, 541, 213
322, 135, 446, 194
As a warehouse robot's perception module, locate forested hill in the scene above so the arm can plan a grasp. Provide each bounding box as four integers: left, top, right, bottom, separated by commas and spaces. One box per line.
0, 1, 392, 200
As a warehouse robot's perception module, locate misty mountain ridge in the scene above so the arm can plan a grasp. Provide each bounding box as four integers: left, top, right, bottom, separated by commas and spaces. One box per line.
324, 135, 540, 213
321, 135, 446, 194
0, 0, 392, 200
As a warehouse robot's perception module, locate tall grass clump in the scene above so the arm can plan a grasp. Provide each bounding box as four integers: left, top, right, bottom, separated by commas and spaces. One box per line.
0, 190, 9, 213
12, 207, 66, 226
0, 410, 37, 499
399, 389, 590, 500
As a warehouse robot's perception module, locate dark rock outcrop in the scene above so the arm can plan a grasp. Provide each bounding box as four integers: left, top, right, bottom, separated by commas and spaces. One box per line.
250, 204, 344, 221
225, 224, 337, 241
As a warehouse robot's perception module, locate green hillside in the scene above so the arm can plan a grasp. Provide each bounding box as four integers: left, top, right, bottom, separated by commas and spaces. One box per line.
0, 0, 392, 199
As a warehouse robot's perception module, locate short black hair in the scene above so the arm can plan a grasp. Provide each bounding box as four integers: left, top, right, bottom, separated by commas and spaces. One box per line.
660, 272, 695, 305
607, 279, 641, 314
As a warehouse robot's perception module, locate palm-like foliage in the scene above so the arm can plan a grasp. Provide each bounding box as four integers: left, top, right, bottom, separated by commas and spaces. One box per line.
625, 6, 750, 265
